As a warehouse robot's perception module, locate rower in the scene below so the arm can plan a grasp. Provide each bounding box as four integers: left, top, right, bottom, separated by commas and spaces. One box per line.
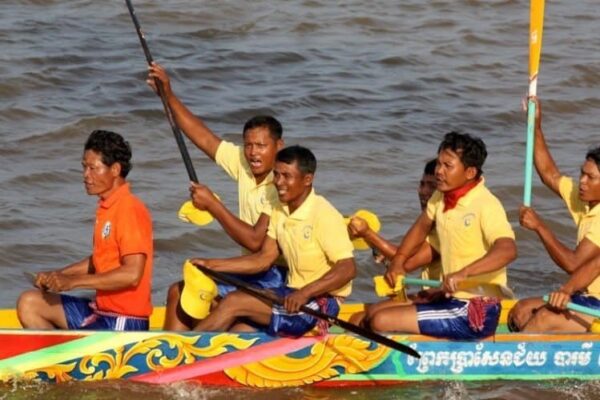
190, 146, 356, 336
365, 132, 517, 339
16, 130, 153, 331
146, 63, 287, 331
347, 158, 442, 326
509, 97, 600, 333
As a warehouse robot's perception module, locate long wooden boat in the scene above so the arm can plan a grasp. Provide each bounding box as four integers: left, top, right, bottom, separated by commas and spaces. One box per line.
1, 301, 599, 387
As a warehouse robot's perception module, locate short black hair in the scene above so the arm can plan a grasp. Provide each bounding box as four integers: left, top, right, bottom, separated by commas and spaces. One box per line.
243, 116, 283, 141
276, 145, 316, 175
438, 131, 487, 178
586, 146, 600, 170
423, 158, 437, 176
84, 130, 132, 178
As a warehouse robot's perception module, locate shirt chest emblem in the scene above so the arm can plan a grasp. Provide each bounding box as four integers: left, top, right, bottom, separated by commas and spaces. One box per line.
302, 225, 313, 240
462, 213, 476, 227
102, 221, 112, 239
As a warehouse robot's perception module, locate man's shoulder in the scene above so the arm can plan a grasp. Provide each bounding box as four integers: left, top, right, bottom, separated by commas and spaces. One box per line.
118, 190, 151, 217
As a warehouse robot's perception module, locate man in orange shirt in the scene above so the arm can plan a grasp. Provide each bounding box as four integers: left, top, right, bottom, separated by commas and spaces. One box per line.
16, 130, 153, 331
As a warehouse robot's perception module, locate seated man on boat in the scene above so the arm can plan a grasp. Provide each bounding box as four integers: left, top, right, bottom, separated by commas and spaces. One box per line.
190, 145, 357, 336
347, 158, 442, 325
146, 63, 286, 330
16, 130, 154, 330
509, 98, 600, 333
365, 132, 517, 339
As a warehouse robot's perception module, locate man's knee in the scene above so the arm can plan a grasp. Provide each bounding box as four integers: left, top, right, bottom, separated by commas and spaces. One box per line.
17, 289, 42, 314
369, 311, 393, 332
509, 298, 542, 331
166, 281, 184, 303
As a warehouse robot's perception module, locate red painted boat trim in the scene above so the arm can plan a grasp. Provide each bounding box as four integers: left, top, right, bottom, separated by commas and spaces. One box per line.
0, 333, 86, 360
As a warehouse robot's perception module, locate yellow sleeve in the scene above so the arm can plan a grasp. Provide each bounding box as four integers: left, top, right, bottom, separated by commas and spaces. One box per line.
584, 217, 600, 248
316, 205, 354, 263
214, 140, 243, 181
259, 186, 278, 217
558, 176, 586, 225
426, 231, 440, 253
426, 190, 443, 221
266, 208, 279, 240
480, 195, 515, 244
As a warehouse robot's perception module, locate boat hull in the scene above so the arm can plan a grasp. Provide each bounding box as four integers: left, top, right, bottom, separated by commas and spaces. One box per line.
1, 329, 599, 387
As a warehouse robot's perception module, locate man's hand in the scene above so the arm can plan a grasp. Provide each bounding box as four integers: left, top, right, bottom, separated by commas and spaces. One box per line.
384, 261, 407, 288
189, 182, 218, 212
519, 206, 544, 231
42, 272, 75, 292
146, 62, 174, 97
190, 258, 212, 268
547, 288, 572, 311
348, 216, 369, 239
284, 289, 311, 313
442, 269, 468, 293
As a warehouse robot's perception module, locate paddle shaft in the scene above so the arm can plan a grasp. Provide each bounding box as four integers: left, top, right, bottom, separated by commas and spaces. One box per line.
195, 264, 420, 358
543, 295, 600, 319
398, 276, 515, 299
523, 0, 545, 206
124, 0, 198, 183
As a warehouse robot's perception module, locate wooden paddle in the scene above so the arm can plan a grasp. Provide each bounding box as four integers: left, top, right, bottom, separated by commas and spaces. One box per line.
124, 0, 213, 226
194, 264, 420, 358
523, 0, 545, 206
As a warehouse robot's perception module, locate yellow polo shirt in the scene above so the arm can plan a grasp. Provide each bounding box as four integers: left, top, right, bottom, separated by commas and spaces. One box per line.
267, 189, 354, 297
426, 178, 515, 298
215, 140, 279, 224
559, 176, 600, 295
421, 233, 442, 281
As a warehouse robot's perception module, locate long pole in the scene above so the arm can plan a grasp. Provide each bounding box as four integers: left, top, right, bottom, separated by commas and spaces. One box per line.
523, 0, 545, 206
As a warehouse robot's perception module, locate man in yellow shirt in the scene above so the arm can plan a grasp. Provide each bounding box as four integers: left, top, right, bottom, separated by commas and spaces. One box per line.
190, 146, 356, 336
367, 132, 517, 339
348, 158, 441, 280
509, 98, 600, 332
147, 63, 285, 330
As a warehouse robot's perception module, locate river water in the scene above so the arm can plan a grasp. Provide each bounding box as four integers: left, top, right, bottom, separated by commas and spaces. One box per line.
1, 0, 599, 398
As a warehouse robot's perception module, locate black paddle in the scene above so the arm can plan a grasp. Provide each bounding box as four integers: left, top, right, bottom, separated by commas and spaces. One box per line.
124, 0, 198, 183
194, 264, 421, 359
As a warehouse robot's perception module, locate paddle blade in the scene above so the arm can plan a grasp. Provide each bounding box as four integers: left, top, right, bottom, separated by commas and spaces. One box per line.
528, 0, 545, 95
345, 209, 381, 250
178, 200, 214, 226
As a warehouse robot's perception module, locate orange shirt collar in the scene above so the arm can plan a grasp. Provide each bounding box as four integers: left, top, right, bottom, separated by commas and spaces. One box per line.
98, 182, 131, 209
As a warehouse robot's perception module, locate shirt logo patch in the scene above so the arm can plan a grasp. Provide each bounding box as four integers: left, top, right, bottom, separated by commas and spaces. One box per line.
102, 221, 112, 239
303, 225, 313, 240
463, 213, 476, 227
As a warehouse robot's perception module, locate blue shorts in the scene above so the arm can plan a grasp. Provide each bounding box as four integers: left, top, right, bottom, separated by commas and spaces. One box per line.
61, 295, 149, 331
571, 294, 600, 310
268, 286, 340, 337
217, 265, 286, 297
416, 297, 500, 340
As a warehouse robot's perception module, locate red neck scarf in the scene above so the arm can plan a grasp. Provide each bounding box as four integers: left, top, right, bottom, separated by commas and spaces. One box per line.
443, 178, 481, 212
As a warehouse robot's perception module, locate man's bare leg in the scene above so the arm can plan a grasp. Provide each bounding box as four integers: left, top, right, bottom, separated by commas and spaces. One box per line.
194, 291, 272, 332
163, 280, 199, 331
508, 297, 545, 331
368, 304, 420, 333
522, 306, 594, 333
17, 289, 68, 329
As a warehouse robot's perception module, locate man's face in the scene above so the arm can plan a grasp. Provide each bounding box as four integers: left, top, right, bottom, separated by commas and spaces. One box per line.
435, 148, 476, 193
418, 173, 437, 209
243, 127, 282, 182
579, 159, 600, 204
82, 150, 119, 198
273, 160, 312, 206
